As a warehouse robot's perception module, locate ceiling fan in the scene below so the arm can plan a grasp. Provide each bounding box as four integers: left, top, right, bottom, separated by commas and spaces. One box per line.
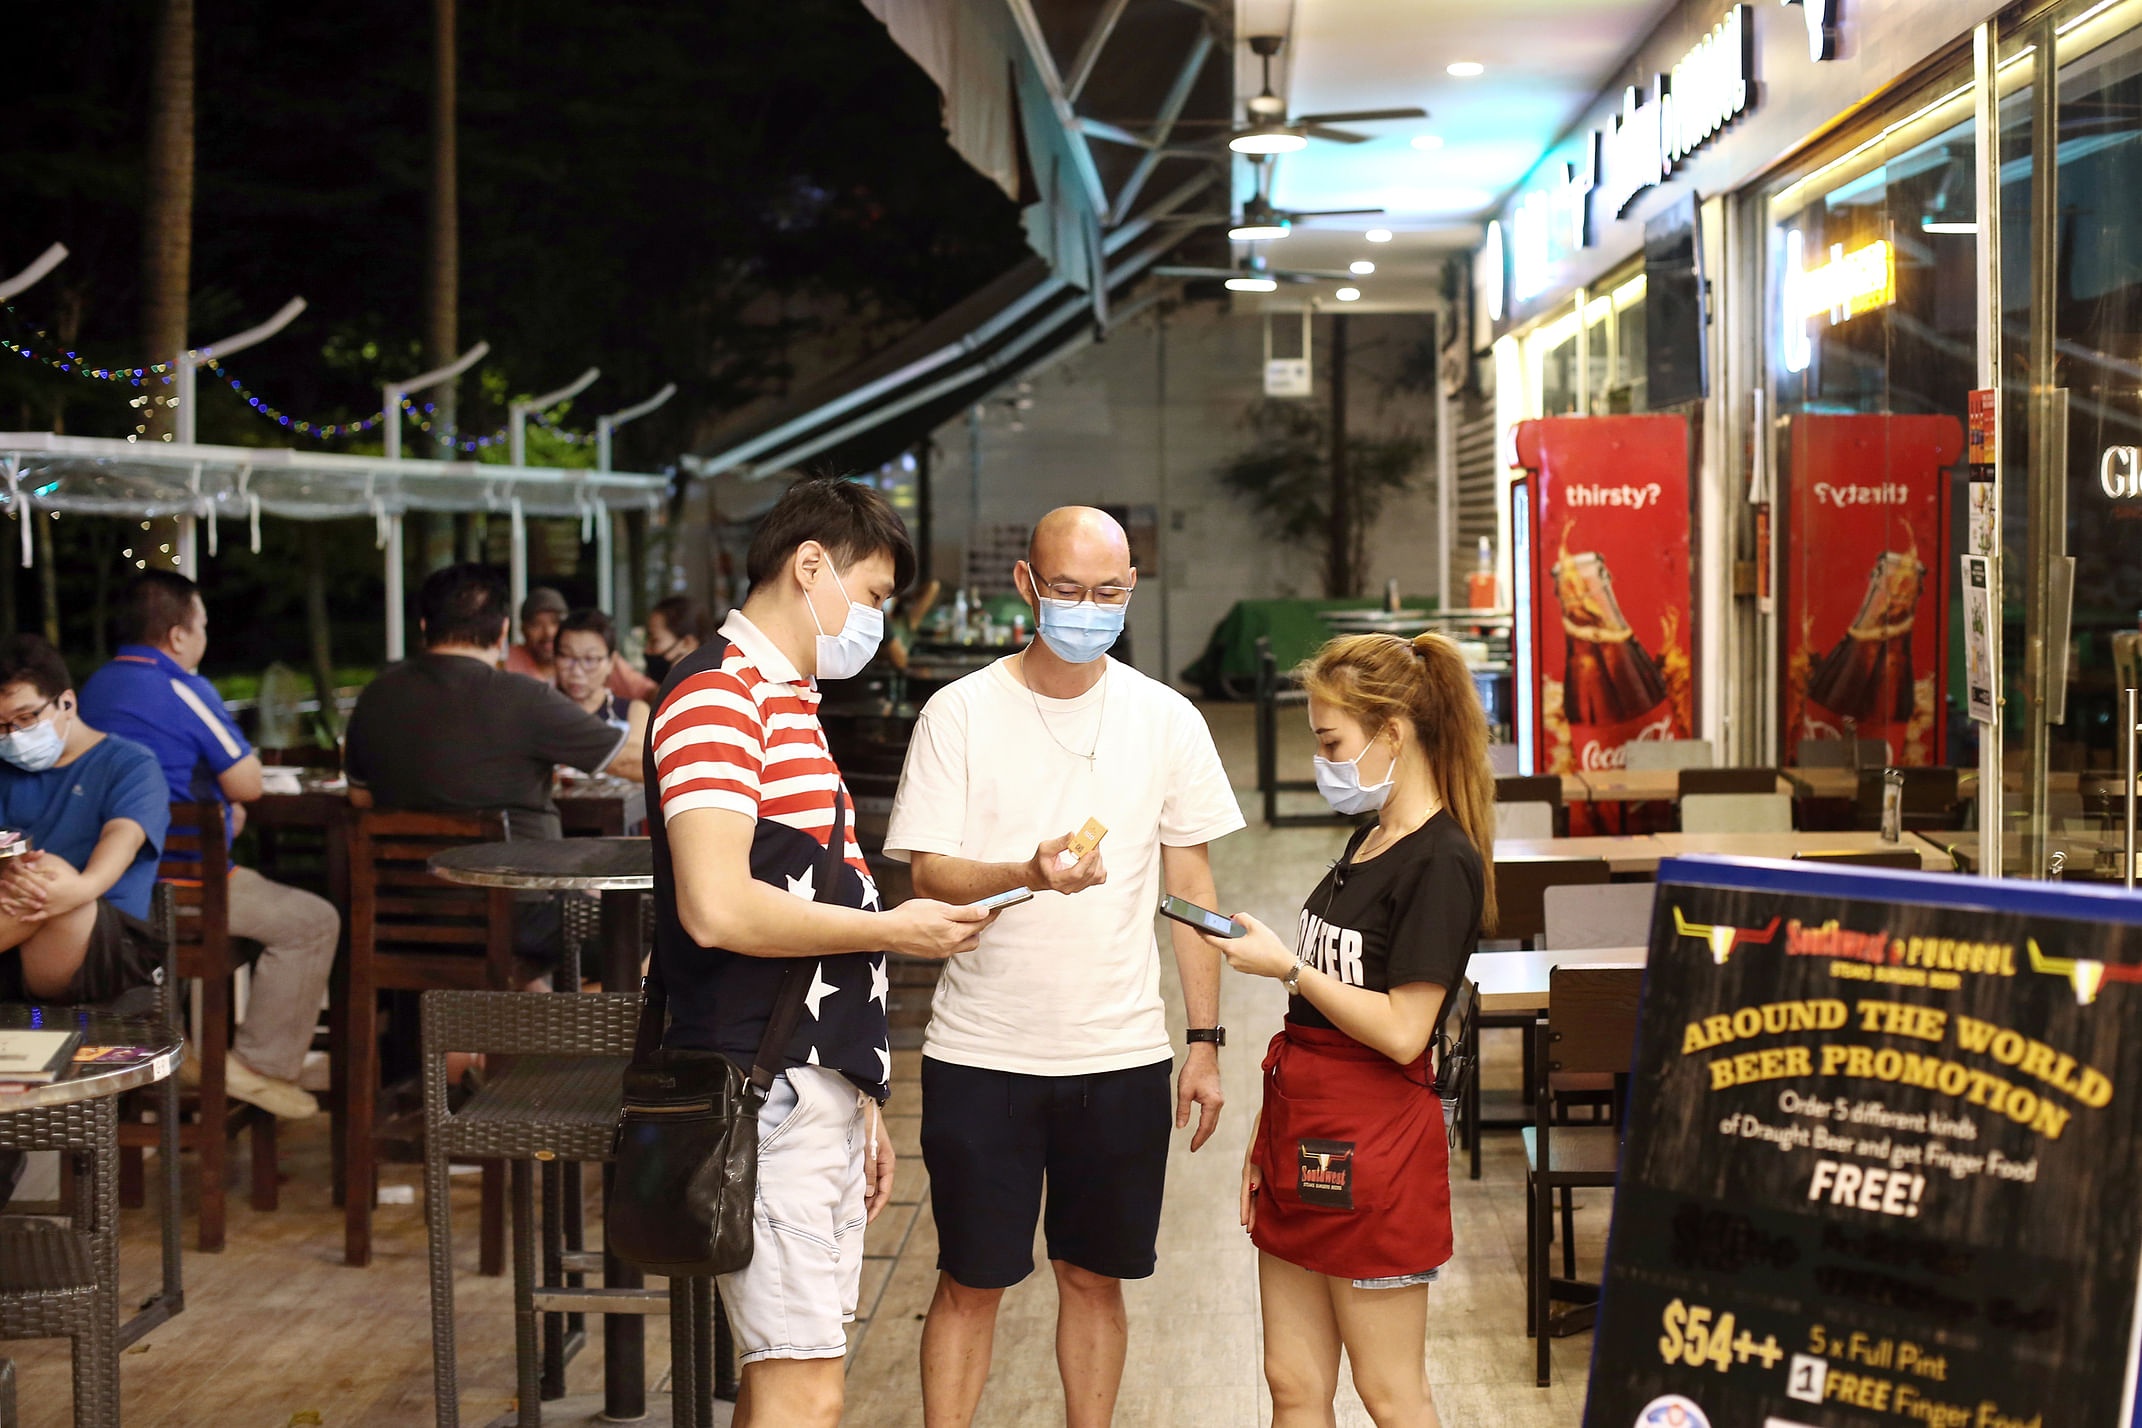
1153, 252, 1356, 294
1222, 155, 1385, 239
1226, 34, 1427, 154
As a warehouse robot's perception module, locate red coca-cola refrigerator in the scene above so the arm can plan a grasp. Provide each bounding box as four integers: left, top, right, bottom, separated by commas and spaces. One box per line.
1511, 415, 1695, 774
1780, 412, 1958, 766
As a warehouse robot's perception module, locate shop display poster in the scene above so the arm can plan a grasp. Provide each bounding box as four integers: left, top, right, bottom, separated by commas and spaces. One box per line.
1962, 555, 1995, 725
1782, 412, 1960, 768
1584, 857, 2142, 1428
1512, 414, 1694, 774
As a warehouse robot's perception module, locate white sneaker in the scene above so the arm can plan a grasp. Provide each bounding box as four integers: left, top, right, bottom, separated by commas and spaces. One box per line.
222, 1056, 320, 1120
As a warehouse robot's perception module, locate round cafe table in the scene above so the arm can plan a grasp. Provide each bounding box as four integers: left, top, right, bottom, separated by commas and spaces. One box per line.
0, 1006, 185, 1426
426, 838, 654, 1422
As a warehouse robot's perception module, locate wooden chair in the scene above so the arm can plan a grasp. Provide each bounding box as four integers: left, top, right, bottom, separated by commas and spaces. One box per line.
1524, 963, 1642, 1387
1540, 882, 1655, 951
1491, 857, 1610, 947
339, 808, 515, 1269
118, 801, 277, 1252
1795, 737, 1885, 769
1494, 801, 1556, 840
1623, 738, 1714, 771
1677, 766, 1780, 797
1853, 767, 1962, 832
1794, 848, 1924, 869
1496, 775, 1567, 835
1680, 791, 1794, 834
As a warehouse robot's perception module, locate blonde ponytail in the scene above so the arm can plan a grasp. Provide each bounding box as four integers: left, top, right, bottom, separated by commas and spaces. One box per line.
1297, 631, 1498, 933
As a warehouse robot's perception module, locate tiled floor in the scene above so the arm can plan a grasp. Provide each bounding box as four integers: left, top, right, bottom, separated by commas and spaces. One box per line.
12, 700, 1606, 1425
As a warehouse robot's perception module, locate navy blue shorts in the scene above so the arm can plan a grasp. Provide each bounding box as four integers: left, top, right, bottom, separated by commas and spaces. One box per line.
920, 1055, 1173, 1289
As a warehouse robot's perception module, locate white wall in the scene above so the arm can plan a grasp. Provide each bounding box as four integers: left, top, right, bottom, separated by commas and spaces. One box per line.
926, 301, 1446, 689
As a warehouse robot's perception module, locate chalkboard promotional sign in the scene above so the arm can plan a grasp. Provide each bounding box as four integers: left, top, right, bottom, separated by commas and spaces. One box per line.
1584, 857, 2142, 1428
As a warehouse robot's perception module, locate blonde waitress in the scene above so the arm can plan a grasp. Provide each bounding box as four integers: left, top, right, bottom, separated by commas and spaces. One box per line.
1200, 632, 1495, 1427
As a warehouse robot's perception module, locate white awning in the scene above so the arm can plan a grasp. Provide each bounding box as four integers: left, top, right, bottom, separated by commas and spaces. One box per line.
0, 432, 669, 523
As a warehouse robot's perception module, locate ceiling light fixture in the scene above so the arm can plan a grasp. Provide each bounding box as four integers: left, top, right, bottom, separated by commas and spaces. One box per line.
1336, 287, 1362, 302
1230, 124, 1308, 155
1229, 219, 1292, 241
1411, 134, 1445, 150
1365, 228, 1393, 243
1447, 61, 1485, 77
1350, 260, 1376, 275
1225, 276, 1281, 293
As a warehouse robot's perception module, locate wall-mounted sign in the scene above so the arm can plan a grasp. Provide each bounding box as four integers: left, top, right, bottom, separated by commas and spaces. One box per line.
1784, 0, 1838, 62
1474, 219, 1507, 337
2101, 445, 2142, 498
1597, 5, 1754, 220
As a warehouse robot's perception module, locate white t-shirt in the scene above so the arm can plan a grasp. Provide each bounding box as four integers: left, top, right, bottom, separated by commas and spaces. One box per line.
883, 655, 1245, 1076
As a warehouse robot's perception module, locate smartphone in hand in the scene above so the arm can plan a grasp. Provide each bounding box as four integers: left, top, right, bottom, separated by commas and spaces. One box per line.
1159, 894, 1244, 938
971, 886, 1035, 914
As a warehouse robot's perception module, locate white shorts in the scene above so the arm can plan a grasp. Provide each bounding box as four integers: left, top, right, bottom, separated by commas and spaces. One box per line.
718, 1065, 871, 1365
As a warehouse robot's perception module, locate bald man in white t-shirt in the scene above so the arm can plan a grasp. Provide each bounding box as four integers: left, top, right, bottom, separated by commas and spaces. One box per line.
885, 506, 1245, 1428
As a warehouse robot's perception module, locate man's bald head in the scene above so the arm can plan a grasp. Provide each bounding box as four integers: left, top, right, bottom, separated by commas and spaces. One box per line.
1025, 507, 1133, 591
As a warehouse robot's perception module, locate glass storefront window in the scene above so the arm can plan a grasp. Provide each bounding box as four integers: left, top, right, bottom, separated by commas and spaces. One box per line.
1763, 66, 1979, 791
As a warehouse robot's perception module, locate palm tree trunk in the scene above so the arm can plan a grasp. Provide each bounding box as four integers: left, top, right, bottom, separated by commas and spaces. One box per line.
426, 0, 460, 459
141, 0, 193, 448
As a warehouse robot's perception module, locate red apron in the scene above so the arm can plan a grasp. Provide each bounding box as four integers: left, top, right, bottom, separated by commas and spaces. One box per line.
1249, 1021, 1453, 1282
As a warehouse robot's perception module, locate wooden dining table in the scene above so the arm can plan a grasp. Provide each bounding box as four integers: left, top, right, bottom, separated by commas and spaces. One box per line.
1495, 829, 1956, 875
1470, 946, 1648, 1014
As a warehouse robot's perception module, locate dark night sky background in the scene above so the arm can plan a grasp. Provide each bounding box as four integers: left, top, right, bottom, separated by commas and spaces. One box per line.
0, 0, 1028, 674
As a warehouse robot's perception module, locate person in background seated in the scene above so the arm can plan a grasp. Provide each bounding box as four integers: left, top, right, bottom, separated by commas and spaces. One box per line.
510, 585, 655, 701
79, 572, 338, 1119
0, 635, 169, 1007
642, 593, 710, 684
553, 608, 647, 783
346, 564, 635, 985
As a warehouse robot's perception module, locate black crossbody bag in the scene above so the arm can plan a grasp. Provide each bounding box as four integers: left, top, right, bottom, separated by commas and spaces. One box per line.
606, 782, 850, 1277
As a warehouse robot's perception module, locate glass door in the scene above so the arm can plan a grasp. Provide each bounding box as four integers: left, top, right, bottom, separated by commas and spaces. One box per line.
2000, 0, 2142, 879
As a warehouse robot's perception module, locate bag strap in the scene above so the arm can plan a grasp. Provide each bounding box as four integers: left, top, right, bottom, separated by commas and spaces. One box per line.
747, 788, 850, 1095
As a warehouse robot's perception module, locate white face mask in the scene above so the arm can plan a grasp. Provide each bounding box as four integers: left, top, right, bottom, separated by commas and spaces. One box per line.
1313, 734, 1396, 816
0, 703, 69, 773
808, 561, 884, 681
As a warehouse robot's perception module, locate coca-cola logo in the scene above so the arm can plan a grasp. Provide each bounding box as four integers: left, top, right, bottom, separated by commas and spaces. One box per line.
1566, 482, 1664, 509
1813, 481, 1910, 507
1579, 714, 1680, 769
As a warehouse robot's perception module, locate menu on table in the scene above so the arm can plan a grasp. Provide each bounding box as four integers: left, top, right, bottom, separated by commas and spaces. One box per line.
1586, 856, 2142, 1428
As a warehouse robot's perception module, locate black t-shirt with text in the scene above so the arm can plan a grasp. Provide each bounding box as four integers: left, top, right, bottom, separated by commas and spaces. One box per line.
345, 653, 626, 838
1289, 810, 1483, 1035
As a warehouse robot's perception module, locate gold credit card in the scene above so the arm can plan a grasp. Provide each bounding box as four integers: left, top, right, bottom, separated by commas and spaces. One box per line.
1066, 818, 1108, 861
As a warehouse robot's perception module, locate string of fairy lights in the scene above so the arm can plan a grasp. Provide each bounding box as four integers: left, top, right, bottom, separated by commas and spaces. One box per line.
3, 300, 596, 452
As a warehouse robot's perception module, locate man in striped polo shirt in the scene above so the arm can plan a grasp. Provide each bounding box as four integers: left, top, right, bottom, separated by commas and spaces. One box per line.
648, 477, 994, 1428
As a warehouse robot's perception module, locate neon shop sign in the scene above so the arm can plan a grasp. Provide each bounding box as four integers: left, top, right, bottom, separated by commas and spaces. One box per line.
1779, 236, 1896, 374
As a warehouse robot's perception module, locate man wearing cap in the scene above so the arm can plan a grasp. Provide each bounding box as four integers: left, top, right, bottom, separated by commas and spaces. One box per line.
506, 586, 654, 701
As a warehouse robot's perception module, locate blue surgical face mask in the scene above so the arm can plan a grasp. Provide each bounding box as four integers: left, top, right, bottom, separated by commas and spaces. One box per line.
0, 705, 68, 773
1313, 735, 1396, 816
1035, 597, 1125, 665
808, 562, 885, 681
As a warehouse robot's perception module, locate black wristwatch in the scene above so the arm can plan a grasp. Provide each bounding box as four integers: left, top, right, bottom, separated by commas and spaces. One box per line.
1186, 1027, 1226, 1048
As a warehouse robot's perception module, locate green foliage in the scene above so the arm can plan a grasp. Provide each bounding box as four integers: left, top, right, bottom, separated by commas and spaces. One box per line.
1217, 400, 1427, 597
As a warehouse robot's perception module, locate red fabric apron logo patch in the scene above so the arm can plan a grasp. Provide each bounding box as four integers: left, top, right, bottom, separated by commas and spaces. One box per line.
1297, 1138, 1355, 1210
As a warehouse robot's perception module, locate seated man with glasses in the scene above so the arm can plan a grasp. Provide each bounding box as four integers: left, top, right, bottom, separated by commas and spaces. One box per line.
551, 608, 648, 782
0, 634, 170, 1007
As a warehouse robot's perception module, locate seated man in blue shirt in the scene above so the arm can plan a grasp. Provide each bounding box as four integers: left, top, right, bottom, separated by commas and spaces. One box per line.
80, 572, 335, 1120
0, 634, 170, 1006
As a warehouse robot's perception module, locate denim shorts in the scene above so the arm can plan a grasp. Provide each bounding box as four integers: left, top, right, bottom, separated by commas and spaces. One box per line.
1353, 1266, 1442, 1290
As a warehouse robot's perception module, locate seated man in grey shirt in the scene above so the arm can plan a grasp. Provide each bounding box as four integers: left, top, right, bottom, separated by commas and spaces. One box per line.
344, 563, 633, 981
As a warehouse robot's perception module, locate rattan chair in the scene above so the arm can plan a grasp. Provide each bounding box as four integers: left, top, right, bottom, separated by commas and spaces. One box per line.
422, 990, 718, 1427
0, 885, 186, 1423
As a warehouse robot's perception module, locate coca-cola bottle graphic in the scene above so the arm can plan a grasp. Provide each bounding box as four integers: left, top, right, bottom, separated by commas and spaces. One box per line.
1807, 551, 1922, 723
1552, 550, 1671, 726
